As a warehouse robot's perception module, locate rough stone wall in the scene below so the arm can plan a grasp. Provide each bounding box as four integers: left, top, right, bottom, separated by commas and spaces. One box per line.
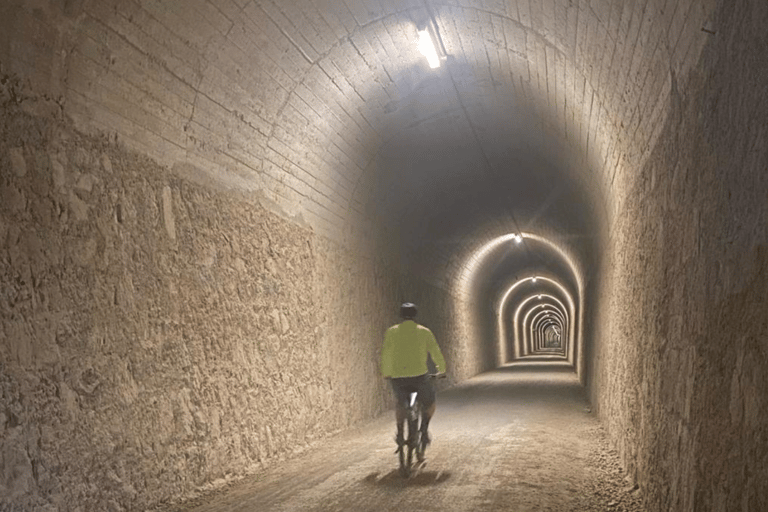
0, 95, 411, 511
592, 1, 768, 510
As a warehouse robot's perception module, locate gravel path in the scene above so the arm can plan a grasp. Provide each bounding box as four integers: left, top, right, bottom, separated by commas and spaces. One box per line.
165, 363, 644, 512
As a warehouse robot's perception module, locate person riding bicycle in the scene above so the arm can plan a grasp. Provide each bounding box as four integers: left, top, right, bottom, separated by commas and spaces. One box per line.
381, 302, 446, 452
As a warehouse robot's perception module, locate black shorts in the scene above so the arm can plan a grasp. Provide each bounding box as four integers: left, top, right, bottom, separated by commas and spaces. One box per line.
390, 374, 435, 409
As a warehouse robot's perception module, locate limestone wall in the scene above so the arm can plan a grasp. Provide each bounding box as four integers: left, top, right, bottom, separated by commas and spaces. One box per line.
592, 1, 768, 510
0, 88, 471, 510
0, 100, 370, 511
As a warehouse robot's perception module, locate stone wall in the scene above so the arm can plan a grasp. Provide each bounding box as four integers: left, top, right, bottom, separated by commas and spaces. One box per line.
0, 88, 470, 510
0, 98, 389, 511
592, 1, 768, 510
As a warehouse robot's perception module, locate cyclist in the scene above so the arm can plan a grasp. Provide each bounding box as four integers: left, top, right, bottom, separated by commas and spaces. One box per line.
381, 302, 446, 453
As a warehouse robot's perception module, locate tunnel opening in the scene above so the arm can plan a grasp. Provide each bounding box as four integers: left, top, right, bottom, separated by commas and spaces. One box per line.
458, 232, 586, 385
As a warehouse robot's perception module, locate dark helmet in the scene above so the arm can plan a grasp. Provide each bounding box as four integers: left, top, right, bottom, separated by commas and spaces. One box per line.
400, 302, 417, 319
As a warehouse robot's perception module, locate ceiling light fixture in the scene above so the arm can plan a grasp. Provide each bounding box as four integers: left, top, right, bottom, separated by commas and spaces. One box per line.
418, 29, 440, 68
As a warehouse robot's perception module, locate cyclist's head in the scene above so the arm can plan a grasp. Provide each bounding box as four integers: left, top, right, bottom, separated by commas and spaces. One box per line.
400, 302, 417, 319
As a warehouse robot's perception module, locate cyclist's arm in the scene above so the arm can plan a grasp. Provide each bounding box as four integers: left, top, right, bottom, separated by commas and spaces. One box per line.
381, 329, 395, 378
425, 331, 446, 374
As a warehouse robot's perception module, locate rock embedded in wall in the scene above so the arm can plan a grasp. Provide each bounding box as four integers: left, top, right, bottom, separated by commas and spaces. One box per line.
1, 180, 26, 213
8, 147, 26, 177
162, 185, 176, 241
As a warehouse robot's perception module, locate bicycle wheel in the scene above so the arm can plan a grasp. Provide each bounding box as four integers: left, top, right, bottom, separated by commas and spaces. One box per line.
398, 440, 407, 477
416, 431, 426, 463
405, 405, 421, 476
397, 404, 413, 477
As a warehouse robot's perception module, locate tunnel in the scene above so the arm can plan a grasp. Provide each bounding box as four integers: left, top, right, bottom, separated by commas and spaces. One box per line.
1, 0, 766, 510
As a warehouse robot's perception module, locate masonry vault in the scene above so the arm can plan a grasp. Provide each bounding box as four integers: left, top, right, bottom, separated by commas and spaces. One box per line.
1, 1, 766, 510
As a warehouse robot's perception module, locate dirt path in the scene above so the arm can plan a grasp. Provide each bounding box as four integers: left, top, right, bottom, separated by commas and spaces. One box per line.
166, 364, 644, 512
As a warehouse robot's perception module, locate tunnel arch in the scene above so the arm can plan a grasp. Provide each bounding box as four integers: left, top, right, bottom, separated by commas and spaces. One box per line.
6, 2, 765, 512
515, 292, 571, 360
458, 231, 583, 380
531, 320, 563, 353
500, 277, 576, 364
4, 0, 718, 315
30, 0, 717, 268
526, 300, 567, 355
12, 0, 710, 390
533, 310, 565, 351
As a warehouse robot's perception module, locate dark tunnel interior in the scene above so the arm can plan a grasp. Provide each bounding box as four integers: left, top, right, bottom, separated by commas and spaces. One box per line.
1, 0, 766, 510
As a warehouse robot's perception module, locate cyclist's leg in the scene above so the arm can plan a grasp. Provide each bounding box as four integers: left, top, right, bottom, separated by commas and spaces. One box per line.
416, 375, 436, 442
395, 403, 407, 443
390, 378, 410, 444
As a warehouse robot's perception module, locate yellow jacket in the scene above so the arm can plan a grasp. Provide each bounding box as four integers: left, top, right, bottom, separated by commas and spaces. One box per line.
381, 320, 446, 378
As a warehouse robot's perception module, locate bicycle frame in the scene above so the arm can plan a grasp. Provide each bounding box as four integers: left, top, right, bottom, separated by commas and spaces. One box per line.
392, 373, 445, 477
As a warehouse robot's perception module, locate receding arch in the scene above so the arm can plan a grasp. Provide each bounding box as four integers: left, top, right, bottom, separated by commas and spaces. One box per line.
529, 305, 567, 354
514, 292, 571, 363
499, 275, 575, 356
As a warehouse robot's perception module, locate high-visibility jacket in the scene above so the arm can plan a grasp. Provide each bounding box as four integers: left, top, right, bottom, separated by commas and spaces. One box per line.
381, 320, 446, 378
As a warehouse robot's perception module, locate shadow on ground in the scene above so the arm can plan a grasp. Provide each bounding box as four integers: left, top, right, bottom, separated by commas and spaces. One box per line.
363, 470, 452, 487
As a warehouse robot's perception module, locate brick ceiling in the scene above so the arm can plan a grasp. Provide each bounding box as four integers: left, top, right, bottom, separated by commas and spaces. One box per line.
3, 0, 718, 293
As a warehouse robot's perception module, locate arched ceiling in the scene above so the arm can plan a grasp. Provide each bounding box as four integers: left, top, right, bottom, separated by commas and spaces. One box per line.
39, 0, 717, 238
2, 0, 718, 360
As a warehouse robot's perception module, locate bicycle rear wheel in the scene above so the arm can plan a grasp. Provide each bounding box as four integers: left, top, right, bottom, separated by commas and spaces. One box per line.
398, 441, 407, 477
398, 427, 417, 477
404, 406, 420, 476
416, 433, 426, 463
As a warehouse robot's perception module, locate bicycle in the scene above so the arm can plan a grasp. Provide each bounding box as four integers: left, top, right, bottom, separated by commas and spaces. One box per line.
394, 373, 446, 477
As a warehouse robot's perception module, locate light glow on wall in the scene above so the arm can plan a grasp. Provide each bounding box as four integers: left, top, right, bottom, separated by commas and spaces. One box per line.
418, 30, 441, 68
